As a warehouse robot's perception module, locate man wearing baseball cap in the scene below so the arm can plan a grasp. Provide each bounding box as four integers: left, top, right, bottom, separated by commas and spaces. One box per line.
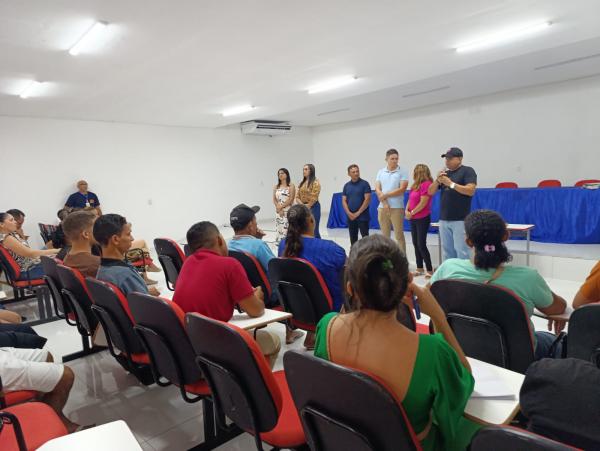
428, 147, 477, 260
227, 204, 274, 273
227, 204, 304, 344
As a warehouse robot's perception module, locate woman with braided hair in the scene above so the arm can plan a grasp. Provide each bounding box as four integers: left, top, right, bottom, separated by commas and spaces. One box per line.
430, 209, 567, 359
314, 234, 480, 450
278, 204, 346, 348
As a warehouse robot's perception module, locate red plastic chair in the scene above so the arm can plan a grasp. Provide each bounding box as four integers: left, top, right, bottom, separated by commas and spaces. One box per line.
575, 179, 600, 187
268, 258, 333, 332
537, 179, 562, 188
0, 244, 48, 305
495, 182, 518, 189
153, 238, 187, 291
284, 350, 422, 451
186, 313, 306, 450
0, 402, 68, 451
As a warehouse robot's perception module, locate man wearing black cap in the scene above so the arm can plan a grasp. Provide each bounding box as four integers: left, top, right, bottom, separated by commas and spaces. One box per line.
228, 204, 274, 273
428, 147, 477, 260
228, 204, 304, 344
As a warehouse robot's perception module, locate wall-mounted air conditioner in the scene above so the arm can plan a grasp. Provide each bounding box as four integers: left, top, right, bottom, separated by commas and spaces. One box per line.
241, 120, 293, 136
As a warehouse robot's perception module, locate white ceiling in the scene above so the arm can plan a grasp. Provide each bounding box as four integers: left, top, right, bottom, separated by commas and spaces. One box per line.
1, 0, 600, 128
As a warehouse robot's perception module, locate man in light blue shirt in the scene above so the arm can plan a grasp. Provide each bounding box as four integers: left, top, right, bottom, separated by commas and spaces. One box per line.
375, 148, 409, 252
227, 204, 275, 271
228, 203, 303, 344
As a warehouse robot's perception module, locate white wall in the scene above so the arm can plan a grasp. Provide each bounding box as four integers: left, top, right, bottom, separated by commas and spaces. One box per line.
0, 117, 313, 248
313, 75, 600, 210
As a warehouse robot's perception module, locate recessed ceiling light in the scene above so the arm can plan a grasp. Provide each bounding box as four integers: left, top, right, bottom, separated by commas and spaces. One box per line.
222, 105, 255, 117
69, 21, 109, 56
456, 21, 551, 53
19, 81, 43, 99
308, 75, 358, 94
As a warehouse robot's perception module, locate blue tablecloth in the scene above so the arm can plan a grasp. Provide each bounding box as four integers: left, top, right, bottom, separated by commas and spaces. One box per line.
326, 187, 600, 244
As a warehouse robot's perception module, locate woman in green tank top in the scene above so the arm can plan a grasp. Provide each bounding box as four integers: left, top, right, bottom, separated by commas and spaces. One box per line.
314, 234, 480, 450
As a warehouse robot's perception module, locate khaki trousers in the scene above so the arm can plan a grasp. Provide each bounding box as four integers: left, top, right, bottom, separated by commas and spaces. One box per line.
255, 329, 281, 369
378, 207, 406, 252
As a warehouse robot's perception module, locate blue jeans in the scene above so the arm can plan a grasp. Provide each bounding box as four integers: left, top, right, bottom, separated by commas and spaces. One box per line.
535, 331, 562, 360
21, 263, 45, 280
439, 220, 470, 260
311, 201, 321, 239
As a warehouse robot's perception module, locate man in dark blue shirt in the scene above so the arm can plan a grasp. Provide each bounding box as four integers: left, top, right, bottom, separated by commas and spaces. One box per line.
342, 164, 372, 245
65, 180, 102, 214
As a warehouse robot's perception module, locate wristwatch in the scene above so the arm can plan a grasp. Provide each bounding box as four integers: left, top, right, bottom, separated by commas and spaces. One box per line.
450, 182, 456, 190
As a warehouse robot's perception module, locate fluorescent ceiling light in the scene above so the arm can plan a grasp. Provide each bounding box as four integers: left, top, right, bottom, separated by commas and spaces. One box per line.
308, 75, 358, 94
222, 104, 255, 117
19, 81, 42, 99
69, 21, 109, 56
456, 21, 551, 53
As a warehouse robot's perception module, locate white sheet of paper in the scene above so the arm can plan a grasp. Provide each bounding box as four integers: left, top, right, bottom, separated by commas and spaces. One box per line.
470, 359, 516, 399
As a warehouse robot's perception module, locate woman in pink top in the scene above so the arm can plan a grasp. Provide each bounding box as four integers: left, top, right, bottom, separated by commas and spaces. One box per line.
406, 164, 434, 276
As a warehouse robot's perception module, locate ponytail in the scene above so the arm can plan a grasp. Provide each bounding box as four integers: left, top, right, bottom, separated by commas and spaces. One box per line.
283, 204, 311, 257
464, 210, 512, 270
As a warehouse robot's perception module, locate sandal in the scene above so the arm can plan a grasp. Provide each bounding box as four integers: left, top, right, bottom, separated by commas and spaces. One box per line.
286, 330, 304, 345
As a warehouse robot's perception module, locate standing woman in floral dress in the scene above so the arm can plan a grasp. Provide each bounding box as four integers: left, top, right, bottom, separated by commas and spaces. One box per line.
273, 168, 295, 243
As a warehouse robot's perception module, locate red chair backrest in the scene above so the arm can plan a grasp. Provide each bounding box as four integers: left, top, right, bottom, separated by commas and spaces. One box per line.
128, 292, 203, 385
86, 278, 146, 355
0, 244, 22, 282
283, 350, 422, 451
153, 238, 186, 290
574, 179, 600, 187
495, 182, 518, 189
185, 313, 283, 434
40, 256, 71, 317
268, 257, 333, 331
56, 265, 98, 334
537, 179, 562, 188
228, 250, 272, 298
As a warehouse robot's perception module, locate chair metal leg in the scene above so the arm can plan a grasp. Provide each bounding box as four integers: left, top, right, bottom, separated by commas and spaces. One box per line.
188, 398, 243, 450
62, 334, 106, 363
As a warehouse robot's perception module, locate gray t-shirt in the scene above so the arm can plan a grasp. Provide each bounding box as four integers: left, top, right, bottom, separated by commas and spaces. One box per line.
96, 258, 148, 296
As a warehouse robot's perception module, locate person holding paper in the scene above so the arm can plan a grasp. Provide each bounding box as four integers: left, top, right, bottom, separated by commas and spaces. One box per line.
314, 234, 480, 451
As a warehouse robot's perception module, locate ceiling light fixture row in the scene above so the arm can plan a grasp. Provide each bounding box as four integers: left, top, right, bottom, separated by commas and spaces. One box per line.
455, 20, 552, 53
221, 20, 552, 116
18, 18, 552, 106
18, 20, 110, 100
221, 74, 360, 116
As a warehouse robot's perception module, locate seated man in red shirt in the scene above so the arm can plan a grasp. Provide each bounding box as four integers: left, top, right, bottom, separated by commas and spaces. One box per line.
173, 221, 281, 368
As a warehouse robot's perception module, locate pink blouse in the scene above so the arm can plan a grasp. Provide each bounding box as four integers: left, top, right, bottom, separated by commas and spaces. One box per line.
407, 181, 433, 220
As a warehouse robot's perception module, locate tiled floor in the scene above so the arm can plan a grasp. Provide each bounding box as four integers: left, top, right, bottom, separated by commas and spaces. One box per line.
0, 218, 589, 449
